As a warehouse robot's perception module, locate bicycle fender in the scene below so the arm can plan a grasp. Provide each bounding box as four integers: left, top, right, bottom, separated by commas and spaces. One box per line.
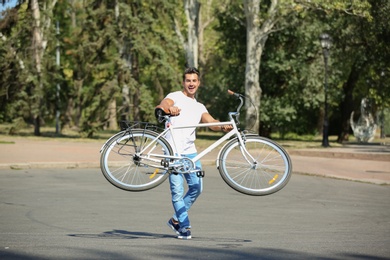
100, 130, 126, 153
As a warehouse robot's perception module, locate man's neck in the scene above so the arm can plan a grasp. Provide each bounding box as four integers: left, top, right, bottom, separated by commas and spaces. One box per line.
182, 91, 195, 99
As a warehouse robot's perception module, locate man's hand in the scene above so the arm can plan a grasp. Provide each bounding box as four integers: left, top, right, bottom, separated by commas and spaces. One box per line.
168, 106, 181, 116
201, 112, 233, 132
156, 98, 180, 116
221, 125, 233, 132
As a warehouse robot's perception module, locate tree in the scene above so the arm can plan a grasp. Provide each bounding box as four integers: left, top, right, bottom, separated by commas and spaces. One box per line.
0, 0, 58, 135
243, 0, 372, 135
118, 0, 184, 122
174, 0, 225, 70
243, 0, 280, 133
2, 0, 380, 140
183, 0, 200, 68
334, 0, 390, 142
0, 6, 28, 124
27, 0, 58, 135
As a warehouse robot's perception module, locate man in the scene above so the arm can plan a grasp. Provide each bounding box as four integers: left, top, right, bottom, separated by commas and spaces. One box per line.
155, 67, 232, 240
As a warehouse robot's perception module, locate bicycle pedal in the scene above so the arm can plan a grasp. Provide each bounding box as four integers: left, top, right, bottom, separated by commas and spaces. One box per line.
161, 159, 169, 167
196, 171, 205, 178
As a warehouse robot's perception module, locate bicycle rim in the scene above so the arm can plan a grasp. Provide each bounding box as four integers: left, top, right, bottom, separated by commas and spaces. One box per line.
100, 129, 172, 191
218, 136, 292, 196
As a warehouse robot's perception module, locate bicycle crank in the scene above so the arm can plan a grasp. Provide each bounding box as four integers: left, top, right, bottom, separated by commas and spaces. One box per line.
171, 158, 195, 174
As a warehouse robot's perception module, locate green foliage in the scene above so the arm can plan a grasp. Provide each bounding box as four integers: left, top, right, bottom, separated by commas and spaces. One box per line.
0, 2, 32, 123
364, 0, 390, 111
260, 96, 297, 138
0, 0, 387, 139
138, 84, 155, 122
200, 1, 246, 122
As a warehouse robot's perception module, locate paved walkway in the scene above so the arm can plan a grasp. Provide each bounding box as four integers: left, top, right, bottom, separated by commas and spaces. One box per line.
0, 135, 389, 185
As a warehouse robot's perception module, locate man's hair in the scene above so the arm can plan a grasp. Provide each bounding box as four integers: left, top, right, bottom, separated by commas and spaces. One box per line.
183, 67, 200, 81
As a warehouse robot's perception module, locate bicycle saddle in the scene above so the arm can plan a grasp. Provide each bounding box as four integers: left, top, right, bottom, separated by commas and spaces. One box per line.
155, 106, 170, 122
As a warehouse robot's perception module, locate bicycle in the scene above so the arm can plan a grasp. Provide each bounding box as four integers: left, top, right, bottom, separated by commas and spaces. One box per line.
100, 90, 292, 196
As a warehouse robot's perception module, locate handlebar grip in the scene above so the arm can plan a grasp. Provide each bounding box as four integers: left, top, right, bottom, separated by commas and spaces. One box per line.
155, 106, 171, 123
154, 108, 163, 119
228, 89, 241, 98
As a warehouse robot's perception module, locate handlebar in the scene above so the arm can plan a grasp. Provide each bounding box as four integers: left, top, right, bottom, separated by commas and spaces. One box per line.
228, 89, 241, 98
155, 90, 245, 124
227, 89, 244, 124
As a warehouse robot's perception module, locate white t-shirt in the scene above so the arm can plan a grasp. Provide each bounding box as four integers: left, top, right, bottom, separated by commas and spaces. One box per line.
164, 91, 208, 154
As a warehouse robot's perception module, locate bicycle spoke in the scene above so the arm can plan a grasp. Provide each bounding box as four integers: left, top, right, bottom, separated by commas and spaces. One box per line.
218, 136, 292, 196
100, 130, 172, 191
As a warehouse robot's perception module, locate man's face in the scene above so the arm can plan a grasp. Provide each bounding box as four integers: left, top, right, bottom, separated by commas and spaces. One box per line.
182, 73, 200, 98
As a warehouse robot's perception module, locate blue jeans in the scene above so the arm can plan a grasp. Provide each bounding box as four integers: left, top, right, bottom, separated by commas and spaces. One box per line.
169, 153, 203, 231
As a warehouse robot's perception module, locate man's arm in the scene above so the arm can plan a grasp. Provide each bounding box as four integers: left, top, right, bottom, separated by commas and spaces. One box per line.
156, 98, 181, 116
201, 113, 232, 132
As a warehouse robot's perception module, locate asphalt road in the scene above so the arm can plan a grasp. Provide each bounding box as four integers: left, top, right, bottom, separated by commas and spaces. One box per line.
0, 167, 389, 259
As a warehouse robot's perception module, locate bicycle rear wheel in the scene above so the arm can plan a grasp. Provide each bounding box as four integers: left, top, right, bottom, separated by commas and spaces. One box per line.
100, 129, 173, 191
218, 136, 292, 196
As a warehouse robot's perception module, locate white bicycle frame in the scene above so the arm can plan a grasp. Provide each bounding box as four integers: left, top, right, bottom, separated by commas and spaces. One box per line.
137, 114, 257, 173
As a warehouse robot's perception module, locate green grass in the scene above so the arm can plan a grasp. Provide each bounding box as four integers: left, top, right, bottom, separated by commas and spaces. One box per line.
0, 140, 15, 144
0, 123, 114, 141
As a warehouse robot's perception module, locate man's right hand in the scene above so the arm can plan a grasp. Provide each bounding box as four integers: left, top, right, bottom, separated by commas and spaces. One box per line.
156, 98, 180, 117
168, 106, 181, 116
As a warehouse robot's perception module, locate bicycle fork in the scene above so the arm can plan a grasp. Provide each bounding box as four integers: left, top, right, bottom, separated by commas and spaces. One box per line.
237, 133, 258, 169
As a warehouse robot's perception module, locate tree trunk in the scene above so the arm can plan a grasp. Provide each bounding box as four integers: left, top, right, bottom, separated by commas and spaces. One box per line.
198, 0, 219, 78
64, 97, 75, 129
121, 85, 130, 122
30, 0, 57, 135
107, 100, 117, 130
132, 52, 140, 121
244, 0, 278, 133
31, 0, 43, 136
74, 79, 83, 128
31, 0, 43, 75
337, 58, 367, 143
184, 0, 200, 68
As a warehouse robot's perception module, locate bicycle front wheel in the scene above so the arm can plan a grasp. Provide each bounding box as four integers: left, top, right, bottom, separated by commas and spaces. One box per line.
218, 136, 292, 196
100, 129, 173, 191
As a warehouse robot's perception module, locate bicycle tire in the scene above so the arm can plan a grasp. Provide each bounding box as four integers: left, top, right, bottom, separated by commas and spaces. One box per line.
100, 129, 173, 191
217, 136, 292, 196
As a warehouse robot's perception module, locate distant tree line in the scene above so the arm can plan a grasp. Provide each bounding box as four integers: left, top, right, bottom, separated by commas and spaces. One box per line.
0, 0, 388, 141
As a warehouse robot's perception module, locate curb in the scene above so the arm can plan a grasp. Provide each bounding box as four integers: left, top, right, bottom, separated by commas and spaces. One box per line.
292, 171, 390, 186
288, 150, 390, 161
0, 162, 100, 170
0, 160, 219, 170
